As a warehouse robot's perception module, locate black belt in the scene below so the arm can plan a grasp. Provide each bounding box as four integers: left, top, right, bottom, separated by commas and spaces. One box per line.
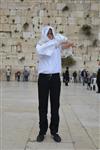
39, 73, 60, 78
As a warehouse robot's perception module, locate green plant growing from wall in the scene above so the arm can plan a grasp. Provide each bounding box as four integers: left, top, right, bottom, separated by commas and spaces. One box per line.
33, 24, 35, 28
23, 22, 29, 30
61, 56, 76, 68
2, 43, 5, 47
81, 24, 92, 36
59, 31, 64, 34
20, 36, 24, 40
6, 56, 10, 59
92, 39, 98, 47
27, 8, 31, 11
62, 6, 69, 12
12, 19, 15, 24
86, 14, 90, 18
79, 44, 84, 49
19, 56, 25, 62
6, 15, 10, 18
14, 29, 19, 33
47, 15, 50, 18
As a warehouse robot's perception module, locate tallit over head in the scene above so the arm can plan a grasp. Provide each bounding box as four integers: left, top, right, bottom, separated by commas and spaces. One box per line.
38, 25, 68, 44
38, 26, 55, 44
37, 25, 72, 57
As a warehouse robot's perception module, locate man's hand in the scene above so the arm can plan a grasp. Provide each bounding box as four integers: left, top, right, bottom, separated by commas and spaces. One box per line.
60, 41, 75, 49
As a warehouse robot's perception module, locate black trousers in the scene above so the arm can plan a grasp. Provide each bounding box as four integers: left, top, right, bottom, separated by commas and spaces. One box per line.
97, 82, 100, 92
38, 73, 61, 135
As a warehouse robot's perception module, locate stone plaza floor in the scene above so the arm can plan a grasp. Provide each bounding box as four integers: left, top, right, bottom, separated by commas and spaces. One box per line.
0, 81, 100, 150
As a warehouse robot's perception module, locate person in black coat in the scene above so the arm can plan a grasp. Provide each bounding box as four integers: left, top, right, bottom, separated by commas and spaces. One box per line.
65, 67, 69, 86
73, 71, 77, 83
96, 68, 100, 93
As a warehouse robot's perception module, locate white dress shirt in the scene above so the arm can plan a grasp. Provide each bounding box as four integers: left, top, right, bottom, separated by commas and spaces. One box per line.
36, 27, 69, 74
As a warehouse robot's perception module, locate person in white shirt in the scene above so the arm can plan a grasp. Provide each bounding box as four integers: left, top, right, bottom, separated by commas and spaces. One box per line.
36, 25, 74, 142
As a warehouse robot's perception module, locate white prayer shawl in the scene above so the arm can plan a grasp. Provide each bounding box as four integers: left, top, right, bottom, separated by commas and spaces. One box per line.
36, 26, 72, 57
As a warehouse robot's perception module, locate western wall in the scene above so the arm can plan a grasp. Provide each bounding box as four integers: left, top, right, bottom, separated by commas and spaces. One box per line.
0, 0, 100, 80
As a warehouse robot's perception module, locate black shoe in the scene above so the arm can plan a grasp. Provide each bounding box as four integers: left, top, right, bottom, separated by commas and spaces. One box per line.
36, 134, 44, 142
52, 134, 61, 142
96, 91, 100, 93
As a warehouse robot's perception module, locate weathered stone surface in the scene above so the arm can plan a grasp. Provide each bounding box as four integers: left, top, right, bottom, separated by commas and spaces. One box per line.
0, 0, 100, 79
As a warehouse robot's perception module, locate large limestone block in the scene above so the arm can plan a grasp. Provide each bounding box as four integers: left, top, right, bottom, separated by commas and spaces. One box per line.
20, 17, 27, 24
12, 32, 21, 38
15, 16, 21, 24
1, 16, 9, 24
76, 3, 84, 11
76, 18, 84, 25
0, 32, 11, 38
16, 24, 22, 32
1, 9, 9, 15
1, 2, 7, 9
68, 25, 80, 34
6, 38, 16, 46
55, 17, 62, 24
70, 11, 84, 17
0, 24, 3, 31
7, 2, 17, 9
99, 3, 100, 11
51, 10, 59, 16
32, 16, 39, 25
90, 11, 99, 17
7, 2, 31, 10
11, 24, 17, 32
2, 24, 11, 31
68, 17, 76, 25
92, 18, 100, 25
10, 9, 16, 16
39, 10, 44, 17
98, 33, 100, 41
56, 3, 65, 11
9, 16, 17, 24
4, 46, 11, 52
91, 3, 99, 11
16, 9, 22, 16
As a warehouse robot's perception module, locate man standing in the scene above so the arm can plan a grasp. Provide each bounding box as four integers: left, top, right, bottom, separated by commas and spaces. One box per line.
96, 67, 100, 93
6, 69, 11, 81
65, 67, 70, 86
36, 26, 74, 142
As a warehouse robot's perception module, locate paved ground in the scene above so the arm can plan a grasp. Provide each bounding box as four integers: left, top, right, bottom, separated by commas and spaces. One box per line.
0, 81, 100, 150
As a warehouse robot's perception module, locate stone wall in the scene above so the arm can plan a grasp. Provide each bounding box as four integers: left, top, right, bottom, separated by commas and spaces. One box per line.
0, 0, 100, 80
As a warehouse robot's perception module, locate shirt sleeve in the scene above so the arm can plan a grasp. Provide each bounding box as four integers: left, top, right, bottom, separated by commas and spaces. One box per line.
56, 34, 73, 57
36, 40, 57, 56
56, 33, 68, 42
